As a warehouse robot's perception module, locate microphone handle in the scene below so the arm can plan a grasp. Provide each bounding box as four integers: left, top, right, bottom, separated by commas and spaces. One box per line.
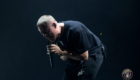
49, 51, 53, 67
47, 41, 54, 68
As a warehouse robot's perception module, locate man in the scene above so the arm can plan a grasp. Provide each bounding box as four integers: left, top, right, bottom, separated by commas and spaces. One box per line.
36, 15, 107, 80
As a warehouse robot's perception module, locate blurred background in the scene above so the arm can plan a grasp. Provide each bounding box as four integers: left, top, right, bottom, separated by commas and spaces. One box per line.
0, 0, 139, 80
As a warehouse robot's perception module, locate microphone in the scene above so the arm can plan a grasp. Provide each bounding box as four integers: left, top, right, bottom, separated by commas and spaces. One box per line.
47, 41, 54, 68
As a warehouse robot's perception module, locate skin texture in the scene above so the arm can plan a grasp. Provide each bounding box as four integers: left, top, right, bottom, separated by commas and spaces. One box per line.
37, 16, 88, 61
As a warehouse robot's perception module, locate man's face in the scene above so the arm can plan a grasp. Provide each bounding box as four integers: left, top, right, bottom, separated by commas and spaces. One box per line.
38, 23, 57, 42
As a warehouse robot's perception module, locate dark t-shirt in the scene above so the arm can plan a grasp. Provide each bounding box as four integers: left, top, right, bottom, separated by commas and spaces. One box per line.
57, 20, 103, 66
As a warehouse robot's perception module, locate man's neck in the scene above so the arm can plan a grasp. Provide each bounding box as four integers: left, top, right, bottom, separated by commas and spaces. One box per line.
58, 23, 64, 37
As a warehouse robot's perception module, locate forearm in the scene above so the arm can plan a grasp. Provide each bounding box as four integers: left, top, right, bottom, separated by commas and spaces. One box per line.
60, 55, 67, 61
47, 44, 87, 61
60, 50, 84, 61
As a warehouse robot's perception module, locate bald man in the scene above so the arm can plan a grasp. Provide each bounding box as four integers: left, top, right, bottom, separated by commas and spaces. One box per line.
36, 15, 107, 80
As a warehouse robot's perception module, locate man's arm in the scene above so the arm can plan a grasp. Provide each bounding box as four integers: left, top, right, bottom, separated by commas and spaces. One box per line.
60, 50, 88, 61
60, 55, 67, 61
47, 44, 89, 61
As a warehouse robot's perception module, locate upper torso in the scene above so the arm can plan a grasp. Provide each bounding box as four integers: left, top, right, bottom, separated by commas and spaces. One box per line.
57, 20, 103, 66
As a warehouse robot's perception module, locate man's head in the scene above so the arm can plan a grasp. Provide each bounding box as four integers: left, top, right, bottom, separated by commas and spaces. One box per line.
37, 15, 61, 42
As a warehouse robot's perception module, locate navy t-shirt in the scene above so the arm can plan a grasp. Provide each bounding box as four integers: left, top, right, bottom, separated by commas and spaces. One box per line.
57, 21, 103, 66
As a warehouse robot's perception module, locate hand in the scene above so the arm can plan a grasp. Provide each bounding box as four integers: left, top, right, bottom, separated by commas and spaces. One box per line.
60, 56, 67, 61
47, 44, 62, 55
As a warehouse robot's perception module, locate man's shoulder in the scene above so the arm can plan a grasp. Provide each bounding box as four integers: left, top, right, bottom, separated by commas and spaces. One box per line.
63, 20, 85, 32
63, 20, 83, 25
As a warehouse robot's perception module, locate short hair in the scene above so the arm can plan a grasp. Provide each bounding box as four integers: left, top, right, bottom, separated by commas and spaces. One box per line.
36, 15, 56, 27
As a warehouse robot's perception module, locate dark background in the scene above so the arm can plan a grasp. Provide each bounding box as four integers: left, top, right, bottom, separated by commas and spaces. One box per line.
0, 0, 139, 80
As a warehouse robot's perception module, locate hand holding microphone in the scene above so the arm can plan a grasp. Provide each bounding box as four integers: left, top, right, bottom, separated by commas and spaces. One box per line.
47, 41, 54, 67
47, 41, 63, 67
47, 44, 63, 55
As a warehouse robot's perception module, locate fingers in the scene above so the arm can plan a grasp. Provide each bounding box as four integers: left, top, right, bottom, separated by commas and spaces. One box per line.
46, 44, 60, 55
47, 44, 56, 48
47, 48, 55, 53
50, 49, 55, 53
47, 49, 50, 53
47, 47, 54, 51
46, 44, 56, 53
47, 47, 55, 53
47, 47, 54, 50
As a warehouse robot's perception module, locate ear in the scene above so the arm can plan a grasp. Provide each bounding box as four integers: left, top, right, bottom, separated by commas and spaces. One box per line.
52, 23, 56, 28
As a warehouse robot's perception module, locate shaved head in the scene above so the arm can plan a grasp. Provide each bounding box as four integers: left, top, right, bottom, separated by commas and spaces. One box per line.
37, 15, 56, 27
36, 15, 62, 42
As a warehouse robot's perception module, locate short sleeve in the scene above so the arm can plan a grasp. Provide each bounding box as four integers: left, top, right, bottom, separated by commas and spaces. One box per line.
68, 30, 91, 54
